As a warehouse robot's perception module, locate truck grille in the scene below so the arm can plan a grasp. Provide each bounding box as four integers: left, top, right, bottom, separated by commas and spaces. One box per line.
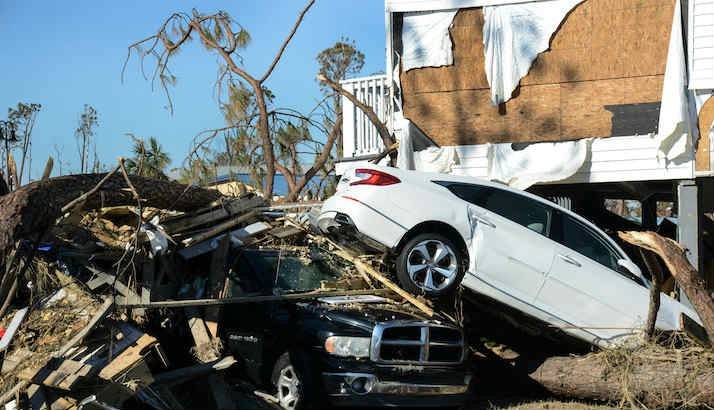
371, 322, 464, 364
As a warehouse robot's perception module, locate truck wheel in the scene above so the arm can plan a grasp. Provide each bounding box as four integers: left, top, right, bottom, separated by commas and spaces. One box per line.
397, 233, 465, 297
271, 352, 320, 410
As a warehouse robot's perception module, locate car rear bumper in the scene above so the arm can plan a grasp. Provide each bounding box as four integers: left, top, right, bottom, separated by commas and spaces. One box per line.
322, 372, 471, 407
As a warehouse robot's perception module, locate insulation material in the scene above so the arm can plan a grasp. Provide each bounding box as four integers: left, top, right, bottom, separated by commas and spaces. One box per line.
401, 10, 458, 71
487, 139, 588, 190
396, 116, 459, 173
483, 0, 583, 105
657, 0, 691, 163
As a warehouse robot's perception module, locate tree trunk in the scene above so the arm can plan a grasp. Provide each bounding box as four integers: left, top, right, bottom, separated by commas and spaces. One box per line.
285, 111, 343, 202
0, 173, 222, 254
318, 74, 396, 152
619, 231, 714, 342
529, 354, 714, 408
639, 248, 664, 341
0, 171, 8, 196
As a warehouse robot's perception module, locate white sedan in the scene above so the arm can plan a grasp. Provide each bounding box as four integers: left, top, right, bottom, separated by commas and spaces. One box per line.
316, 165, 702, 347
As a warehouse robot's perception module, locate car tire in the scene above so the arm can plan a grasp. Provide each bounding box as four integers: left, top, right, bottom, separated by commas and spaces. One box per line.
271, 352, 320, 410
396, 233, 466, 297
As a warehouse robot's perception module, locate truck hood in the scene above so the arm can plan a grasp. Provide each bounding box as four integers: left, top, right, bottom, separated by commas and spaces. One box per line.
302, 301, 452, 332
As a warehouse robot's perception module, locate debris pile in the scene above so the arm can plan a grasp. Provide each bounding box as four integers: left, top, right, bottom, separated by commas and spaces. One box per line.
0, 171, 437, 409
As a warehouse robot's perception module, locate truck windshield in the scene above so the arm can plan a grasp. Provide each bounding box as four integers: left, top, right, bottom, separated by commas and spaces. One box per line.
237, 249, 345, 293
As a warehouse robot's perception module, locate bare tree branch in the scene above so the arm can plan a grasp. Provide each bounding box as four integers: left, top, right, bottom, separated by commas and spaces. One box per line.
260, 0, 316, 83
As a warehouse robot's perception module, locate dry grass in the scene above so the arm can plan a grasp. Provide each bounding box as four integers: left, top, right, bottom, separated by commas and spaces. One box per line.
487, 400, 617, 410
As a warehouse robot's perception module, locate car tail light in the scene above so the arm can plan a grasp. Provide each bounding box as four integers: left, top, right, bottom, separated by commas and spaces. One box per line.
350, 168, 401, 186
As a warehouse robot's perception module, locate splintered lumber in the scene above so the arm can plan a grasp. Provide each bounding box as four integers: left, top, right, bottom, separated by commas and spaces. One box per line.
152, 356, 237, 386
205, 235, 230, 338
529, 352, 714, 408
162, 195, 265, 234
619, 231, 714, 342
0, 172, 222, 253
99, 334, 159, 381
118, 288, 393, 309
0, 307, 28, 352
181, 210, 259, 246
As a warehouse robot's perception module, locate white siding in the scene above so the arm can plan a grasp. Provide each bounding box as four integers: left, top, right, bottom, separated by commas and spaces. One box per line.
689, 0, 714, 89
449, 135, 695, 183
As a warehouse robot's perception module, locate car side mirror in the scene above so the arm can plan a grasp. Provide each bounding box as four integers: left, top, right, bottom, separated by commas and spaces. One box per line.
617, 259, 642, 277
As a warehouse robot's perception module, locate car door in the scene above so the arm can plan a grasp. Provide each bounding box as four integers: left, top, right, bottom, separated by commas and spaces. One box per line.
443, 183, 557, 304
535, 211, 651, 345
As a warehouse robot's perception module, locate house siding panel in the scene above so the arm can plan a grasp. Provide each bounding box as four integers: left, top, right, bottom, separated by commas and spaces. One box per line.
399, 0, 676, 146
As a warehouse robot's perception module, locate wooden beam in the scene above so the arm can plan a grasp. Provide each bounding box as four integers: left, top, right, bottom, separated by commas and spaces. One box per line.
181, 210, 260, 246
117, 288, 393, 309
163, 196, 265, 234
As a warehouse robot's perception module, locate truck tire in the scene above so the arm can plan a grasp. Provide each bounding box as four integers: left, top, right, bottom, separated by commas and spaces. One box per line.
396, 233, 466, 297
271, 352, 321, 410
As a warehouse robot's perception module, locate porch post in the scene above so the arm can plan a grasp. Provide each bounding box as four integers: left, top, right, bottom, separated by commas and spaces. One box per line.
677, 180, 701, 306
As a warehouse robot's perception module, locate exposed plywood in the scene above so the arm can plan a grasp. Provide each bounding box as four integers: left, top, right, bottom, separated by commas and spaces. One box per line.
400, 0, 676, 145
697, 97, 714, 172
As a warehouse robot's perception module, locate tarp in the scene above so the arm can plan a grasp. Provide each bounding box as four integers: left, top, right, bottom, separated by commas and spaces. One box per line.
486, 139, 589, 189
482, 0, 584, 105
396, 116, 459, 173
656, 0, 694, 163
401, 9, 459, 71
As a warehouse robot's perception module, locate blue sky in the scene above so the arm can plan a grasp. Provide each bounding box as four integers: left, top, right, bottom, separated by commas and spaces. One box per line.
0, 0, 385, 180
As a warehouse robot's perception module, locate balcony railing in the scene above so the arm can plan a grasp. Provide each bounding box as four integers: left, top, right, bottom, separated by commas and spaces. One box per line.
341, 74, 389, 159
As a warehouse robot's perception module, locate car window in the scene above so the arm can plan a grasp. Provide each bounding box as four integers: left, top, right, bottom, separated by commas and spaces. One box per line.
557, 215, 620, 271
439, 182, 551, 235
231, 250, 344, 293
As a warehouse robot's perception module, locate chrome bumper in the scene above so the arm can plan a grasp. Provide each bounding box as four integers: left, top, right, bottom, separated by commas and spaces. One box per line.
323, 372, 471, 397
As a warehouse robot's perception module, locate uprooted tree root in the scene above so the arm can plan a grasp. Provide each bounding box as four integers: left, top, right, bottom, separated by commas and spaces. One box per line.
530, 333, 714, 409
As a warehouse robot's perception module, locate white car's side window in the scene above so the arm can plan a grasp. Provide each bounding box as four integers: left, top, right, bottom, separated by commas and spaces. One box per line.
555, 215, 621, 272
439, 182, 551, 236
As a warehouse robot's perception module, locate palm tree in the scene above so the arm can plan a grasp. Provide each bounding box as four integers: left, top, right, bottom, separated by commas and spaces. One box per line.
126, 135, 171, 180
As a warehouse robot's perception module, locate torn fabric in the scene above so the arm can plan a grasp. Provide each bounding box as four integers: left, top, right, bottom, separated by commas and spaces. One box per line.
396, 116, 459, 173
401, 10, 458, 71
657, 0, 695, 163
487, 139, 588, 190
483, 0, 584, 105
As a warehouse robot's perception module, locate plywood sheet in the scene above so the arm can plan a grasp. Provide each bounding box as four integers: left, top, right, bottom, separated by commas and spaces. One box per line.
399, 0, 676, 145
697, 97, 714, 172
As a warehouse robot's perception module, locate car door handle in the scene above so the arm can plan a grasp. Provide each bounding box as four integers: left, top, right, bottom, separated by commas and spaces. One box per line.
557, 254, 582, 267
474, 216, 496, 228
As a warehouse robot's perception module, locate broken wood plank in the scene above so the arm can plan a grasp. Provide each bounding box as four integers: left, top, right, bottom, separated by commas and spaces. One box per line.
85, 267, 141, 303
0, 307, 28, 352
163, 196, 265, 234
182, 210, 260, 246
99, 333, 159, 381
57, 297, 113, 357
316, 235, 434, 316
268, 225, 304, 240
118, 288, 393, 309
206, 235, 230, 338
186, 307, 219, 363
152, 356, 237, 387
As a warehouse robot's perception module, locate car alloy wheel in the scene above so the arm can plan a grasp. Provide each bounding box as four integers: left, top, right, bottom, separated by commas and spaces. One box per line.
406, 239, 458, 292
277, 364, 301, 410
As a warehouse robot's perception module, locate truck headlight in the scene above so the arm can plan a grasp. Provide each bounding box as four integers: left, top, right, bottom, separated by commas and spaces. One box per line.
324, 336, 370, 358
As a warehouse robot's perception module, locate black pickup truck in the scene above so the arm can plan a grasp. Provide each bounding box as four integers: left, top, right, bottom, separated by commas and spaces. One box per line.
220, 248, 471, 409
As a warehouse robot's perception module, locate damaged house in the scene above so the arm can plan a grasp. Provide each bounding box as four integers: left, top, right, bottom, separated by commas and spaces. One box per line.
337, 0, 714, 293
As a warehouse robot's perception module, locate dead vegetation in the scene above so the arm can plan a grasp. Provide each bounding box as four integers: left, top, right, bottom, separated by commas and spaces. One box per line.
0, 169, 712, 409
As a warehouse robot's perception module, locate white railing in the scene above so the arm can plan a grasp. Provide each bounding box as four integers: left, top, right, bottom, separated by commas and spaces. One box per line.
341, 74, 389, 159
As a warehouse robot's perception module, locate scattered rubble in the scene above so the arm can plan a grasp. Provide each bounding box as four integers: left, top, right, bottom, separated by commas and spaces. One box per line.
0, 171, 443, 409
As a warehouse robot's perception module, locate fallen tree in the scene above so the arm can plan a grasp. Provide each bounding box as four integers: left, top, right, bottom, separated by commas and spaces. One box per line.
0, 172, 222, 254
529, 342, 714, 409
528, 230, 714, 408
618, 231, 714, 342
